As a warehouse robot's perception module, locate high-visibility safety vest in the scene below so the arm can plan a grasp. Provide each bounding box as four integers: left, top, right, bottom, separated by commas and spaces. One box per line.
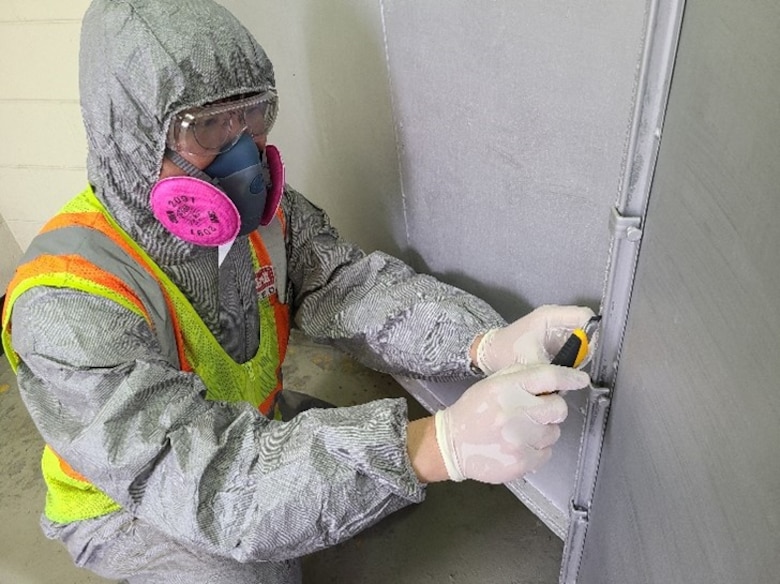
1, 186, 290, 524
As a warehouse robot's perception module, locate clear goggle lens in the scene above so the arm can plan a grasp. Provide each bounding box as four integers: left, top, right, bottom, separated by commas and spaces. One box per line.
168, 90, 278, 155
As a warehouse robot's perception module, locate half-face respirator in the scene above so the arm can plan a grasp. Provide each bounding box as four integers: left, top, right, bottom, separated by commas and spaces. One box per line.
150, 133, 284, 246
151, 91, 283, 246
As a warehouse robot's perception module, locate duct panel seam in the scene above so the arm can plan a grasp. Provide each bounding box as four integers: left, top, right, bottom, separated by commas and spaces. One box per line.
571, 387, 612, 510
560, 0, 688, 582
559, 387, 611, 583
560, 508, 589, 584
377, 0, 411, 248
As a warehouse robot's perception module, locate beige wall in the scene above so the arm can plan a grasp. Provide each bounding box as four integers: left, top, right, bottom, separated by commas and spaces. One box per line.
0, 0, 404, 268
0, 1, 90, 288
0, 1, 91, 258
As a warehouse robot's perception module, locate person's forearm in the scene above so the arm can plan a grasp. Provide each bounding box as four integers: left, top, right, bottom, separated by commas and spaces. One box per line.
406, 417, 449, 483
286, 187, 505, 380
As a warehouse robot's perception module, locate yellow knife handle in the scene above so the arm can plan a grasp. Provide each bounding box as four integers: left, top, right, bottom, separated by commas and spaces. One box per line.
551, 315, 601, 368
551, 328, 589, 368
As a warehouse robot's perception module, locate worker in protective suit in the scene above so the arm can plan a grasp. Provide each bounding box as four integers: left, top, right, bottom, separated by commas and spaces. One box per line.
1, 1, 595, 582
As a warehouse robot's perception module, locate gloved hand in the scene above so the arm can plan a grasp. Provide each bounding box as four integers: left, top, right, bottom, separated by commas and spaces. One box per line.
435, 363, 590, 484
475, 305, 596, 375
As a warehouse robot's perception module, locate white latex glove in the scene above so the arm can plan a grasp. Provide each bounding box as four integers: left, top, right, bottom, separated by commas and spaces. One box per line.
435, 363, 590, 484
475, 305, 596, 375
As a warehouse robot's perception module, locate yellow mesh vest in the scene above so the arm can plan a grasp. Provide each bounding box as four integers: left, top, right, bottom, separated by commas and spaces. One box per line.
2, 186, 290, 524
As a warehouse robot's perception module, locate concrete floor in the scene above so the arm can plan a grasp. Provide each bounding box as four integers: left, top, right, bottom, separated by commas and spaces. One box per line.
0, 330, 563, 584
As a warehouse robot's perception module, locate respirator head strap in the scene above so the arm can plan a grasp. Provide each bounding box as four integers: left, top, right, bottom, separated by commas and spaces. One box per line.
165, 148, 215, 183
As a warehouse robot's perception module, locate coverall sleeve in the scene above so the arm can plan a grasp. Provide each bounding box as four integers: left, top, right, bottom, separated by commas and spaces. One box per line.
11, 287, 425, 562
282, 187, 507, 381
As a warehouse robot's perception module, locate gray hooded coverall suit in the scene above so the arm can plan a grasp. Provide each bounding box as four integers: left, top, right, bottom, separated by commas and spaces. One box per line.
8, 1, 507, 582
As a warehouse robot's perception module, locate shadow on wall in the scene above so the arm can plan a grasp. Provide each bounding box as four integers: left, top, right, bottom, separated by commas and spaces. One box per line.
404, 247, 597, 323
1, 216, 24, 294
404, 248, 535, 321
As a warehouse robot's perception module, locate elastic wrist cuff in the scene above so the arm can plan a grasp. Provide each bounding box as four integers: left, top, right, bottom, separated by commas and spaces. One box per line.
434, 410, 466, 482
476, 328, 499, 376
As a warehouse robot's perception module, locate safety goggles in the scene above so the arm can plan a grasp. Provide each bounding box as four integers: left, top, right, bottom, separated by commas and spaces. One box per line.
167, 90, 278, 155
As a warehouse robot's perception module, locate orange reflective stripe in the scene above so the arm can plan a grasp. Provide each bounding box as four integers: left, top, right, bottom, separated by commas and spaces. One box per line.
51, 447, 89, 483
257, 305, 290, 415
1, 286, 11, 328
258, 390, 279, 416
271, 295, 290, 383
275, 205, 287, 234
249, 228, 290, 416
40, 211, 103, 235
170, 311, 192, 372
9, 255, 148, 322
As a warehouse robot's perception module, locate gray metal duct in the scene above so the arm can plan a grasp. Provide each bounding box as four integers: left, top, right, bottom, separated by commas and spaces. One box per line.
386, 0, 651, 540
578, 1, 780, 582
560, 1, 685, 580
223, 1, 779, 580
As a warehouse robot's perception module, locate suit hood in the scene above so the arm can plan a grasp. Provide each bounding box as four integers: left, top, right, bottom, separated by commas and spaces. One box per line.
79, 0, 275, 266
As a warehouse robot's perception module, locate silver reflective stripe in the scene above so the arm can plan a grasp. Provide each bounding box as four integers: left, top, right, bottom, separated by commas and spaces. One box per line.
257, 216, 287, 304
22, 227, 180, 368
